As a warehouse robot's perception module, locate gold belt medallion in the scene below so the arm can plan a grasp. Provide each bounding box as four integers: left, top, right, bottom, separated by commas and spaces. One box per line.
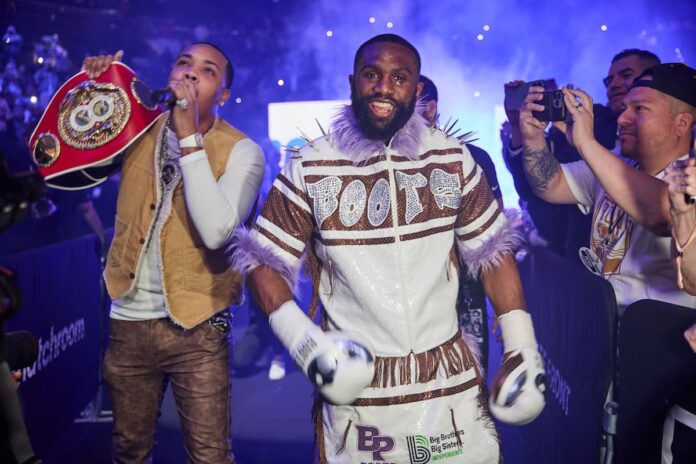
57, 80, 131, 150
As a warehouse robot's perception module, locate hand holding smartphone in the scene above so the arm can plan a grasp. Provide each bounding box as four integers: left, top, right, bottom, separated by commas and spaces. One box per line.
504, 79, 546, 112
532, 90, 569, 122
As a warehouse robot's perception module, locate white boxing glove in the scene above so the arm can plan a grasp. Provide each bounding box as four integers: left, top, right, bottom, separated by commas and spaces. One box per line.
489, 310, 546, 425
269, 301, 375, 405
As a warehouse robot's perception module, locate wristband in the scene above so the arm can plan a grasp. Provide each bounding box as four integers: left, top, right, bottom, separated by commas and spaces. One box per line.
498, 309, 538, 352
178, 132, 203, 149
268, 301, 318, 364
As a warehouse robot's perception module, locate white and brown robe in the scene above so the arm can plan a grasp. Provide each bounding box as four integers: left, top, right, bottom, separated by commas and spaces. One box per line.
233, 106, 517, 464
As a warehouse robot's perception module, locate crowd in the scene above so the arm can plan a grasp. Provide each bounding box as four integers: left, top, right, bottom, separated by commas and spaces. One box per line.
0, 16, 694, 463
500, 50, 696, 462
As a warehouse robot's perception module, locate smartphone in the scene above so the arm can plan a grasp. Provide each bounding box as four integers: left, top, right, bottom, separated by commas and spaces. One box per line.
532, 90, 568, 122
504, 79, 546, 112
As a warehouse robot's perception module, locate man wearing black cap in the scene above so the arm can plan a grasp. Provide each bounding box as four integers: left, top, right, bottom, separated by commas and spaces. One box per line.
521, 61, 696, 463
519, 62, 696, 314
520, 59, 696, 464
503, 50, 661, 263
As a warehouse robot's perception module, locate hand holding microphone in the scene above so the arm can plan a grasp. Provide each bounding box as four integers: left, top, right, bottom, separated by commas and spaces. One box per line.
150, 88, 178, 107
162, 78, 199, 141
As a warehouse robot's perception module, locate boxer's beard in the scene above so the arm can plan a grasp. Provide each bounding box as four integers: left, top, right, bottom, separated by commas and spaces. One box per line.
351, 84, 417, 142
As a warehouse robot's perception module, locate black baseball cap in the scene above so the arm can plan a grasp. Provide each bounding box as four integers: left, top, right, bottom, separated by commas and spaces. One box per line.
629, 62, 696, 108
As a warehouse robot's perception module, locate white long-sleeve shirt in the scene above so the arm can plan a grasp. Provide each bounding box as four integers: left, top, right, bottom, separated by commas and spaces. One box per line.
111, 128, 264, 321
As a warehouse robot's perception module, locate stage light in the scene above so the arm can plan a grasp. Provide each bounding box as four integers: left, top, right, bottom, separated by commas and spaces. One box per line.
30, 96, 38, 104
235, 97, 242, 104
277, 80, 285, 86
326, 30, 333, 37
601, 25, 608, 31
474, 91, 481, 98
386, 21, 393, 28
477, 34, 484, 41
369, 17, 376, 24
37, 57, 44, 64
483, 25, 490, 31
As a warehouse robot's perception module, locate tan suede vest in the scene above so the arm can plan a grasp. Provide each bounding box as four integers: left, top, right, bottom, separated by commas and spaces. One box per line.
104, 112, 247, 328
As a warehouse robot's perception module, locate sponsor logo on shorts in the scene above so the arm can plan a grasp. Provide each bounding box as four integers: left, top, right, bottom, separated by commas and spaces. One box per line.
357, 425, 395, 463
407, 435, 432, 463
407, 430, 465, 463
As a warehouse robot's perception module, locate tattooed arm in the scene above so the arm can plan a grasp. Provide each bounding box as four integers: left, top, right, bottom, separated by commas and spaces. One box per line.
522, 141, 577, 203
519, 85, 577, 204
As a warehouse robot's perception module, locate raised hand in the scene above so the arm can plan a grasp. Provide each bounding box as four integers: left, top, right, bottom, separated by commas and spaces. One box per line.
168, 76, 199, 140
665, 158, 696, 215
81, 50, 123, 79
561, 87, 596, 153
503, 80, 526, 148
519, 85, 549, 148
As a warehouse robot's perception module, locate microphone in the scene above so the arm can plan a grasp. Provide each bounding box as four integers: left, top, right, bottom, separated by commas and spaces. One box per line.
150, 88, 177, 108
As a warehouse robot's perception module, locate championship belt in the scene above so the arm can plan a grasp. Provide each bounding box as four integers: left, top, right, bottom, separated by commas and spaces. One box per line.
28, 62, 163, 190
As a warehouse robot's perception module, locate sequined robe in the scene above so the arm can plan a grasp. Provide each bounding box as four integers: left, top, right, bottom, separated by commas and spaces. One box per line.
233, 107, 516, 463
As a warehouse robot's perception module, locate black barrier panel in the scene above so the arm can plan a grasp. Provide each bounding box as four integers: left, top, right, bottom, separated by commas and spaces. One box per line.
1, 234, 103, 456
497, 246, 618, 463
616, 299, 696, 464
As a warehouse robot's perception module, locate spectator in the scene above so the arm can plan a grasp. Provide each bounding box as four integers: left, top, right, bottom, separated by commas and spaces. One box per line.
1, 25, 22, 59
33, 64, 58, 108
0, 93, 10, 135
519, 62, 696, 313
502, 50, 660, 263
615, 147, 696, 464
1, 61, 25, 104
0, 188, 106, 256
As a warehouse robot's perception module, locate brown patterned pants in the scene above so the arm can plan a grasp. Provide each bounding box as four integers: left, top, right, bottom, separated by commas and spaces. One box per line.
103, 318, 233, 464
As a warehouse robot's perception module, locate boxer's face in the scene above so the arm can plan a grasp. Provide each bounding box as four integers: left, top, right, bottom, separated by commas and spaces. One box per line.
350, 42, 422, 141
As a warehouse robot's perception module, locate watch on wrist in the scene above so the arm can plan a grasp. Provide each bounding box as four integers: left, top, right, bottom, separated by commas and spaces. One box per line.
178, 132, 204, 149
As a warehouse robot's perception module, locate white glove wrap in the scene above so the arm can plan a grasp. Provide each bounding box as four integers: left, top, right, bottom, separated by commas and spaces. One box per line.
268, 300, 320, 370
499, 309, 538, 353
490, 309, 545, 425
